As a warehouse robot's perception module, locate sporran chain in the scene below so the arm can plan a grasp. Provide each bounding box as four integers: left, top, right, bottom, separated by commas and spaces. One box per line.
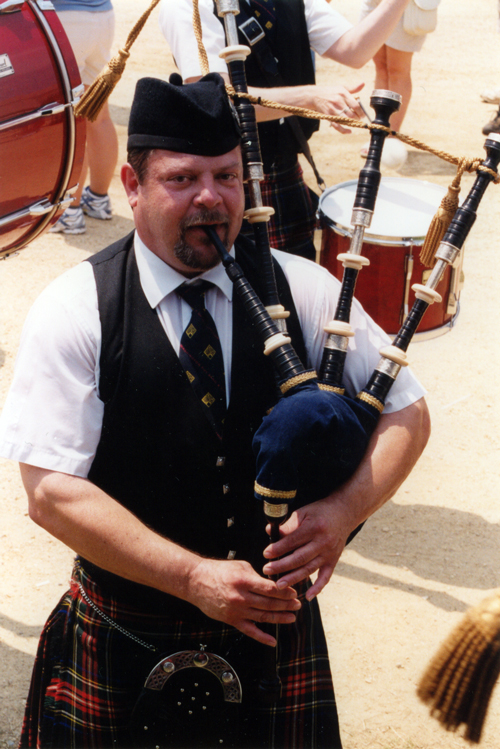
77, 581, 158, 652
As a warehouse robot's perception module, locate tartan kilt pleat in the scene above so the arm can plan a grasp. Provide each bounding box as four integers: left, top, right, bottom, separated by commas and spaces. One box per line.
242, 160, 319, 261
19, 563, 342, 749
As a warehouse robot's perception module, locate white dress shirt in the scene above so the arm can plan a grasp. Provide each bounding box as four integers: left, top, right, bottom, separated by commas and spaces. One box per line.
159, 0, 353, 81
0, 232, 425, 478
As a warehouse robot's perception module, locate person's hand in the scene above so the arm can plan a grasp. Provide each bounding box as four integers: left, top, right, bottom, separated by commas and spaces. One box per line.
262, 494, 355, 600
306, 82, 365, 133
187, 557, 301, 646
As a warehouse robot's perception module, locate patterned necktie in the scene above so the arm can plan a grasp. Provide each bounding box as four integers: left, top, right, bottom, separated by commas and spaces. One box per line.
177, 281, 226, 440
249, 0, 277, 40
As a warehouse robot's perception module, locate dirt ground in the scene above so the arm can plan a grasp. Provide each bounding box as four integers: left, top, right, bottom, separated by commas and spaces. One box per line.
1, 0, 500, 747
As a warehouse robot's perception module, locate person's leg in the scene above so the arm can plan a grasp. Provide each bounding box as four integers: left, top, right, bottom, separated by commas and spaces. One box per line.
372, 44, 389, 91
382, 46, 414, 132
87, 99, 118, 196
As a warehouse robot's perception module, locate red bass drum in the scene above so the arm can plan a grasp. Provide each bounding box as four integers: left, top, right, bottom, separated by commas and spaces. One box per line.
0, 0, 85, 257
319, 177, 464, 340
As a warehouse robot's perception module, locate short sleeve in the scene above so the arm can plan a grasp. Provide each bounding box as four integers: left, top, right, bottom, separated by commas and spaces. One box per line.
0, 262, 104, 477
304, 0, 353, 55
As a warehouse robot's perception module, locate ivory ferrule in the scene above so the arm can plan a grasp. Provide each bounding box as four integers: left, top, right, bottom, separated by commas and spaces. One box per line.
337, 253, 370, 270
219, 44, 251, 63
324, 334, 350, 352
244, 206, 274, 223
379, 345, 409, 368
324, 320, 354, 337
266, 304, 290, 320
435, 241, 461, 266
263, 332, 291, 355
375, 356, 401, 379
412, 283, 442, 305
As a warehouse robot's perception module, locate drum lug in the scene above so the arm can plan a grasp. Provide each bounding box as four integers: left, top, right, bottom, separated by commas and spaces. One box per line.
41, 103, 66, 117
0, 0, 24, 13
36, 0, 54, 10
29, 199, 55, 216
446, 250, 464, 315
72, 83, 85, 105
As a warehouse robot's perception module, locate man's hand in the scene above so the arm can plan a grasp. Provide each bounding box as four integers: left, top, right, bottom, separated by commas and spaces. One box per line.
262, 496, 353, 601
303, 82, 365, 133
187, 557, 301, 647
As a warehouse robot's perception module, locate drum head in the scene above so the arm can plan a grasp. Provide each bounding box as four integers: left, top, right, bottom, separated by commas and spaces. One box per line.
319, 177, 447, 246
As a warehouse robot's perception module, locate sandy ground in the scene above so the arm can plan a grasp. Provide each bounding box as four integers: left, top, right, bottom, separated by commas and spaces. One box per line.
1, 0, 500, 747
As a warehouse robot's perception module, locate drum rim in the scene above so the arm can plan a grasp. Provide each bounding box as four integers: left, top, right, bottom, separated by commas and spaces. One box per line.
318, 177, 447, 247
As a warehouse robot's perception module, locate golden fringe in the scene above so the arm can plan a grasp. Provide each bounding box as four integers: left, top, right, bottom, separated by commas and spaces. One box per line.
419, 158, 479, 268
74, 0, 162, 122
417, 591, 500, 743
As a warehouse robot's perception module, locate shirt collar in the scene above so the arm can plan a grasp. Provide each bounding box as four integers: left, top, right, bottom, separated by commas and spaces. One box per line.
134, 231, 234, 309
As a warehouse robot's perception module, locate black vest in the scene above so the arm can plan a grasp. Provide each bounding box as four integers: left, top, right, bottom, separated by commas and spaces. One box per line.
215, 0, 319, 170
81, 232, 307, 615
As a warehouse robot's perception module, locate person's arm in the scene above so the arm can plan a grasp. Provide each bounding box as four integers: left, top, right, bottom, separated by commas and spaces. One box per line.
261, 396, 430, 599
20, 464, 300, 646
324, 0, 412, 68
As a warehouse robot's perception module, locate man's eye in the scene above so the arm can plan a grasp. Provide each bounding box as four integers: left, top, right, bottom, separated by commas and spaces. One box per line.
220, 173, 237, 181
169, 176, 191, 184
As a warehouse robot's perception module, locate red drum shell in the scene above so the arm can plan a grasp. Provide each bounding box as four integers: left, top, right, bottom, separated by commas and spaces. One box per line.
0, 0, 85, 257
319, 178, 463, 339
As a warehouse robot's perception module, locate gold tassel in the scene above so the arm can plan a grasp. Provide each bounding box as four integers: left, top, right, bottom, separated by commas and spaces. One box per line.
74, 0, 162, 122
417, 592, 500, 743
419, 167, 464, 268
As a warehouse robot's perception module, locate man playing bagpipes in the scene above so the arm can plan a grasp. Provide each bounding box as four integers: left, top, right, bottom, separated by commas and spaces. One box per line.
160, 0, 413, 260
0, 74, 429, 748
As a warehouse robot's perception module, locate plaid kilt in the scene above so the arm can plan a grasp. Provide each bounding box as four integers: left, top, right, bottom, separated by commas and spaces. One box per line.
20, 563, 342, 749
242, 159, 319, 261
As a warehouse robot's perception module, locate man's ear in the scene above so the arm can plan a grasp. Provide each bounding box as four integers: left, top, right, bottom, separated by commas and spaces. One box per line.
121, 163, 139, 209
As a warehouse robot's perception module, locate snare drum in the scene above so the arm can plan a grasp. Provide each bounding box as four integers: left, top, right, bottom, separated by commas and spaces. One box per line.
319, 177, 463, 339
0, 0, 85, 257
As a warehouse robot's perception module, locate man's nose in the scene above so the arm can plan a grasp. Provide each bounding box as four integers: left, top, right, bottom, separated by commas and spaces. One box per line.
194, 179, 222, 209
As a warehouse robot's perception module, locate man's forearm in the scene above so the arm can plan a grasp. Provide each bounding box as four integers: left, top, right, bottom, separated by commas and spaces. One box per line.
21, 463, 203, 601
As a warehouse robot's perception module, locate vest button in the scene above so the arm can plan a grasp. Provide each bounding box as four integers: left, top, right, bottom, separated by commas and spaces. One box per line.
216, 456, 226, 467
223, 484, 230, 495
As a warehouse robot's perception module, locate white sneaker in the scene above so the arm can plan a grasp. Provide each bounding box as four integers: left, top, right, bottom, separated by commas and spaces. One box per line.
81, 186, 112, 220
49, 206, 86, 234
480, 87, 500, 104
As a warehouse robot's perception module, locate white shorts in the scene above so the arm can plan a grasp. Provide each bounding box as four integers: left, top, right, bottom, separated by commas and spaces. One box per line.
56, 9, 115, 86
359, 0, 427, 53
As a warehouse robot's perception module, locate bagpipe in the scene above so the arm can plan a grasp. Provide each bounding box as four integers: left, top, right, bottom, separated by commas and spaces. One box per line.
201, 0, 500, 719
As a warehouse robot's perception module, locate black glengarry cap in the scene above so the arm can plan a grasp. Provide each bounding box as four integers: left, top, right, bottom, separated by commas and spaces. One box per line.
127, 73, 241, 156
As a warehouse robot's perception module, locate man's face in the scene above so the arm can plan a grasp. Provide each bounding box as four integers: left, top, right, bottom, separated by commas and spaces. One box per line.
122, 147, 245, 277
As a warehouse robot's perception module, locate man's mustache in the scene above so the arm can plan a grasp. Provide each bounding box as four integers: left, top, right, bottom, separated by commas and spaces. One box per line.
181, 211, 230, 231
